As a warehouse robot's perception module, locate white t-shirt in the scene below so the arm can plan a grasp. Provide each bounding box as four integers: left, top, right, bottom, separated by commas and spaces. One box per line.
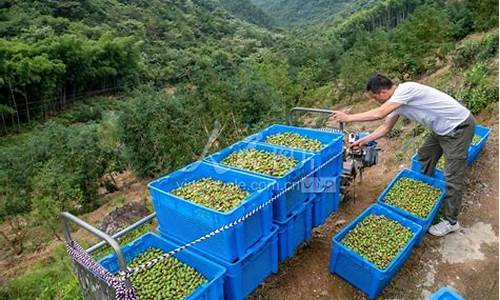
388, 82, 471, 135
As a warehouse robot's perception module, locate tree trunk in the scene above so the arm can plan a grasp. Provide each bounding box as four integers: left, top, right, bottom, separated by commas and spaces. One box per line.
1, 113, 6, 135
8, 82, 20, 129
23, 91, 30, 122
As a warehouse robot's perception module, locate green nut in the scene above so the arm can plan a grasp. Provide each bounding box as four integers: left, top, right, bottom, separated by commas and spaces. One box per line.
383, 178, 442, 218
221, 149, 298, 177
436, 157, 446, 170
171, 178, 249, 212
472, 134, 481, 145
341, 215, 413, 270
265, 132, 324, 152
128, 248, 207, 300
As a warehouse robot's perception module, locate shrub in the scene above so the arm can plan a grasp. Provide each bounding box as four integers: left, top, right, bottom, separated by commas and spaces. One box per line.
455, 62, 499, 114
453, 32, 499, 69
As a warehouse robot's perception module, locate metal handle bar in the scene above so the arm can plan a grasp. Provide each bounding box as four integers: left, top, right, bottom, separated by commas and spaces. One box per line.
288, 106, 344, 132
61, 212, 128, 271
86, 213, 156, 254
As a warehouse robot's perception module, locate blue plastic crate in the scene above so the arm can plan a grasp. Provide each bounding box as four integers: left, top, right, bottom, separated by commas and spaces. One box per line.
312, 187, 341, 228
468, 124, 491, 165
329, 204, 423, 300
410, 153, 446, 181
204, 141, 315, 222
163, 225, 279, 300
98, 232, 226, 300
244, 124, 343, 161
149, 161, 276, 262
428, 287, 466, 300
377, 168, 446, 245
313, 151, 343, 194
244, 124, 344, 187
275, 198, 313, 261
411, 124, 491, 178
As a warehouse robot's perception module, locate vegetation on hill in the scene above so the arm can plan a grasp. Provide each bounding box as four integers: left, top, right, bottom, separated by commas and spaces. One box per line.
220, 0, 275, 28
250, 0, 356, 26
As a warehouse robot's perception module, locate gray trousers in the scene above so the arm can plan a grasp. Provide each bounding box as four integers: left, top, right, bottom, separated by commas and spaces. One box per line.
417, 114, 475, 224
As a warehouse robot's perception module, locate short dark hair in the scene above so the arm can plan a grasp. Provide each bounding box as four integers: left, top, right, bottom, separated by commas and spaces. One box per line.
366, 74, 393, 93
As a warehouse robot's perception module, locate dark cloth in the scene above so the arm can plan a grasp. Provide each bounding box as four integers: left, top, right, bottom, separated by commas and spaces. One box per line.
417, 113, 476, 224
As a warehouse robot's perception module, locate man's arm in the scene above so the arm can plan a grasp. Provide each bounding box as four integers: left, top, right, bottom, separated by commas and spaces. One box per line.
330, 101, 402, 123
350, 114, 399, 149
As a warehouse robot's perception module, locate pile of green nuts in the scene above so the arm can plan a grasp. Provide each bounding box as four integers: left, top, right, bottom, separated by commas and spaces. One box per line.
383, 178, 442, 218
436, 156, 445, 170
472, 134, 481, 145
222, 149, 298, 177
341, 215, 413, 270
171, 178, 249, 212
265, 132, 324, 152
129, 248, 207, 300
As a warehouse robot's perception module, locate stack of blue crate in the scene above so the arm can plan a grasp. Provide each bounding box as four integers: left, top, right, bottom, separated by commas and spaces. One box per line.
241, 125, 344, 260
146, 124, 343, 299
148, 160, 279, 300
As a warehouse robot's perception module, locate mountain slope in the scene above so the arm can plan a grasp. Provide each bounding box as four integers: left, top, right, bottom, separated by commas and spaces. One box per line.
0, 0, 279, 124
250, 0, 357, 26
219, 0, 274, 28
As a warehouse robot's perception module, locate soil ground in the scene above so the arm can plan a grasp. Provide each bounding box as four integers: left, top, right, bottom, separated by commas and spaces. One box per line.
248, 104, 499, 300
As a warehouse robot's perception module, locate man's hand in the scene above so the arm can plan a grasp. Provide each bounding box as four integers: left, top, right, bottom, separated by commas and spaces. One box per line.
329, 111, 351, 123
350, 139, 367, 150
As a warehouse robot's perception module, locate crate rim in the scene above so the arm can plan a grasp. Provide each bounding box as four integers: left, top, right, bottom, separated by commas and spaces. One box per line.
377, 168, 446, 222
148, 160, 276, 216
206, 141, 315, 180
246, 124, 344, 154
332, 204, 422, 273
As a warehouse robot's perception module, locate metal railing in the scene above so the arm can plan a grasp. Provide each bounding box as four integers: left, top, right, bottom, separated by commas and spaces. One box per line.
61, 212, 156, 299
288, 106, 345, 133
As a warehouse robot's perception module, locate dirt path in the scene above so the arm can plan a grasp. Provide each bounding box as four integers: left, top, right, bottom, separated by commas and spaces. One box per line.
249, 105, 499, 300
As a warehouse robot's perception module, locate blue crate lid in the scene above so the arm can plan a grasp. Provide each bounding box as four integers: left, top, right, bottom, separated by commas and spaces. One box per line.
148, 160, 276, 215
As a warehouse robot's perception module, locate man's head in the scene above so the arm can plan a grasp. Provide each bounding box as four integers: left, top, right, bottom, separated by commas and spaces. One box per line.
366, 74, 395, 103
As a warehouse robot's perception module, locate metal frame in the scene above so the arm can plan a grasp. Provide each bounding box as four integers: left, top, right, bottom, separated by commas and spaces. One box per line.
61, 212, 127, 271
61, 212, 156, 269
86, 213, 156, 254
288, 106, 345, 132
61, 212, 156, 300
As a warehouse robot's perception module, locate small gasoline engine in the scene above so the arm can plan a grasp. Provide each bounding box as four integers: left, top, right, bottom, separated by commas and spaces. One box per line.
288, 107, 380, 201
